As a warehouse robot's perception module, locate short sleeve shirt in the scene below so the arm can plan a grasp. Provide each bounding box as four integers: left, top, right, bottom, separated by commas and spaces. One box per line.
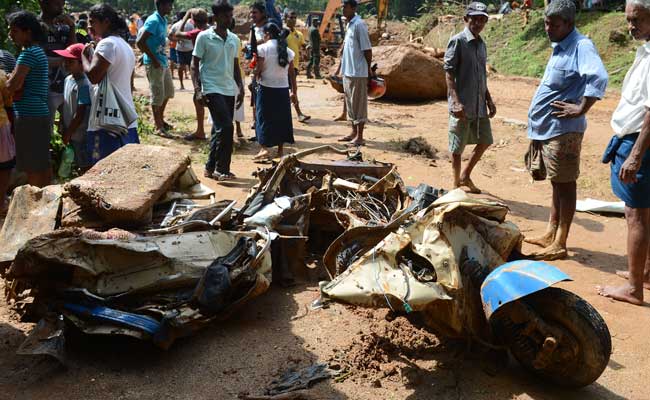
193, 29, 239, 96
14, 46, 49, 117
611, 42, 650, 137
63, 74, 91, 141
186, 29, 202, 45
286, 29, 304, 69
341, 15, 372, 78
443, 28, 488, 119
258, 40, 295, 88
143, 11, 168, 67
171, 20, 195, 52
527, 29, 608, 140
39, 20, 73, 93
92, 36, 138, 130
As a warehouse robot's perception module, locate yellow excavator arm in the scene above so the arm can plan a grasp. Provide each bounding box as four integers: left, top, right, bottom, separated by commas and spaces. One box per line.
319, 0, 388, 38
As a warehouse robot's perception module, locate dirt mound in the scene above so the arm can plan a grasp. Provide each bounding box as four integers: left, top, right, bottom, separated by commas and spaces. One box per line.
373, 44, 447, 100
423, 17, 464, 49
365, 17, 410, 46
233, 5, 252, 35
402, 137, 439, 159
329, 310, 441, 383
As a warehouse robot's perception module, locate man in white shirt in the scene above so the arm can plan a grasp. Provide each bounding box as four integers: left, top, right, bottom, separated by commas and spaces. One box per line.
169, 11, 194, 91
597, 0, 650, 305
336, 0, 374, 146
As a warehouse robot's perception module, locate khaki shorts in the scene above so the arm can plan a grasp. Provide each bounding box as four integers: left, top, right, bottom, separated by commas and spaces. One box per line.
146, 65, 174, 106
541, 132, 583, 183
343, 76, 368, 125
448, 116, 493, 154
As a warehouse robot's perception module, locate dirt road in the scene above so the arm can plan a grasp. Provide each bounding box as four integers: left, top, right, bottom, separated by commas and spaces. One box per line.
0, 70, 646, 400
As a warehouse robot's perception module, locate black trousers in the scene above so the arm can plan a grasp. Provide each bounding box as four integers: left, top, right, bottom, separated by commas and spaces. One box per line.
307, 51, 321, 76
204, 93, 235, 174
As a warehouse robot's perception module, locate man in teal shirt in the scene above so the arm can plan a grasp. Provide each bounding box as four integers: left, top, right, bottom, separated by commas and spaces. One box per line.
137, 0, 175, 137
192, 0, 244, 181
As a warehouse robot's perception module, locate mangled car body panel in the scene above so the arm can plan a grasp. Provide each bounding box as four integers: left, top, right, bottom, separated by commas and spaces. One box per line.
480, 260, 572, 319
322, 189, 524, 334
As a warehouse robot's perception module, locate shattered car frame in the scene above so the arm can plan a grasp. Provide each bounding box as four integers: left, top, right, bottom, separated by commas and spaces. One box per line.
2, 145, 611, 388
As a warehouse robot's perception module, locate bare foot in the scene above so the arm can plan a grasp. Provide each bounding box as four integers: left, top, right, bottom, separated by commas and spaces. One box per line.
459, 178, 481, 194
337, 135, 356, 142
524, 232, 556, 248
615, 270, 650, 290
529, 244, 568, 261
334, 114, 346, 122
596, 284, 644, 305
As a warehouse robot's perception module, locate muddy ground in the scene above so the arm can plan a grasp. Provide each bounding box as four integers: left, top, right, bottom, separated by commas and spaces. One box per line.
0, 68, 647, 400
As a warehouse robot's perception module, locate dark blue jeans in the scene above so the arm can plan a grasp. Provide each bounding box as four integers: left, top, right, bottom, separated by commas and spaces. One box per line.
205, 93, 235, 175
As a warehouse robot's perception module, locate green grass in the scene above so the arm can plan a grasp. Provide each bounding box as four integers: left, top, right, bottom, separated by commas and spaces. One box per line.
482, 10, 637, 87
422, 10, 638, 87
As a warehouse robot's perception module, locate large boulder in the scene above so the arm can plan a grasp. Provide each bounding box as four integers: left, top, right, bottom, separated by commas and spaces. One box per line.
232, 5, 252, 35
65, 144, 190, 226
373, 44, 447, 101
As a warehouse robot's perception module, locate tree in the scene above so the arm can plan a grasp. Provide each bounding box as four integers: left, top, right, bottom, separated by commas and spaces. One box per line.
1, 0, 40, 51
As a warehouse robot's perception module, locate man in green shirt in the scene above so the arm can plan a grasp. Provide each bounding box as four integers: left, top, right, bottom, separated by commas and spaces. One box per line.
307, 18, 321, 79
192, 0, 244, 181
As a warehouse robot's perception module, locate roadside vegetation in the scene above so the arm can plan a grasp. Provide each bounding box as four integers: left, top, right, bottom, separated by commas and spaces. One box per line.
418, 7, 637, 87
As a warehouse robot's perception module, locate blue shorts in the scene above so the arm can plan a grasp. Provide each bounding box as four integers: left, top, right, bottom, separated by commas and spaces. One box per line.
169, 48, 178, 63
603, 132, 650, 208
87, 127, 140, 165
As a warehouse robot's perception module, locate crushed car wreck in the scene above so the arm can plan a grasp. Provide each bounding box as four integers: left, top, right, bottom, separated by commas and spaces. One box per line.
1, 144, 611, 389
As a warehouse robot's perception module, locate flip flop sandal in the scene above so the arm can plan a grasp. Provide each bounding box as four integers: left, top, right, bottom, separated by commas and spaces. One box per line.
156, 129, 174, 138
253, 152, 271, 161
213, 172, 235, 181
298, 115, 311, 123
346, 140, 366, 147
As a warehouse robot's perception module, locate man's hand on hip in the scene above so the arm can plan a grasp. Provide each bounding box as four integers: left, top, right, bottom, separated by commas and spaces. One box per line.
620, 155, 642, 184
551, 101, 583, 119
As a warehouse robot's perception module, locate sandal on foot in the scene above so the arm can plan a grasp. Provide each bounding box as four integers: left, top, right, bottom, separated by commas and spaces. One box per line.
156, 129, 173, 138
337, 135, 355, 142
298, 115, 311, 123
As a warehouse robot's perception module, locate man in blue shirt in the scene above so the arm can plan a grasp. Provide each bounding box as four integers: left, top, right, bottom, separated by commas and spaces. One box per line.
336, 0, 374, 146
137, 0, 175, 137
526, 0, 608, 260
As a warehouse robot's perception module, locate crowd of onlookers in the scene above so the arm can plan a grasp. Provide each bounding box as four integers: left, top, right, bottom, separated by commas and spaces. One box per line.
0, 0, 334, 215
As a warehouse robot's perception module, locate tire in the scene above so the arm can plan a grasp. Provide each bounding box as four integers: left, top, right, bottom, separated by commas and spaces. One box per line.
493, 287, 611, 388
